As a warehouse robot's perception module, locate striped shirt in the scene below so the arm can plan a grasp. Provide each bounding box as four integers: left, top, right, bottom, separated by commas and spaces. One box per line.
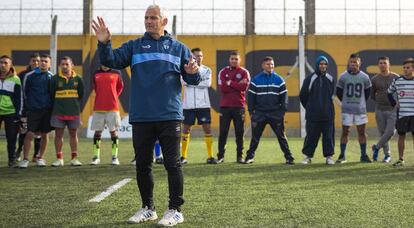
388, 76, 414, 118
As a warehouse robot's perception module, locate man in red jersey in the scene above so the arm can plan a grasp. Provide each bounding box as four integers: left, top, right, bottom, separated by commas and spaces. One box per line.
217, 51, 250, 163
90, 65, 124, 165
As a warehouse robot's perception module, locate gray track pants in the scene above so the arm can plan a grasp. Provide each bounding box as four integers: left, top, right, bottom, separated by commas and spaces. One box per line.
375, 108, 396, 156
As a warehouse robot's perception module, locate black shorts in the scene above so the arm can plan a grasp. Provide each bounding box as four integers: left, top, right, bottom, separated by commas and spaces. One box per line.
27, 109, 52, 133
183, 108, 211, 125
396, 116, 414, 135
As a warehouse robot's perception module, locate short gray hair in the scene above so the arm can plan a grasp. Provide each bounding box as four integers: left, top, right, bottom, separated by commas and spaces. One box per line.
147, 4, 168, 19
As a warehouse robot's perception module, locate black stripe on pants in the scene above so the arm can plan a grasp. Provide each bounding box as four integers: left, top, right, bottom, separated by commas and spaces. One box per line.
302, 120, 335, 158
217, 107, 245, 159
132, 121, 184, 211
0, 114, 19, 165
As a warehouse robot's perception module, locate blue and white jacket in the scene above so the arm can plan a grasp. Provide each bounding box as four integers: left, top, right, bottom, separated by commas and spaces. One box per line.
23, 68, 53, 114
98, 31, 201, 122
247, 71, 288, 120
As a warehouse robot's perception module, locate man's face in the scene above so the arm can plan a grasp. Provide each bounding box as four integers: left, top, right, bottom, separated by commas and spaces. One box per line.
348, 57, 361, 72
403, 63, 413, 76
39, 57, 50, 72
145, 8, 167, 35
262, 60, 274, 73
192, 51, 203, 66
59, 59, 73, 75
30, 57, 40, 69
378, 59, 390, 73
319, 60, 328, 73
229, 55, 240, 68
0, 58, 12, 74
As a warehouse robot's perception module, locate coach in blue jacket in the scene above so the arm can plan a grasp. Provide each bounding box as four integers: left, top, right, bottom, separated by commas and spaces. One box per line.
299, 56, 336, 165
92, 4, 201, 226
244, 56, 295, 165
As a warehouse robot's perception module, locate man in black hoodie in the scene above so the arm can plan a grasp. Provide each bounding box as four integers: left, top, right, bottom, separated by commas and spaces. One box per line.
299, 56, 336, 165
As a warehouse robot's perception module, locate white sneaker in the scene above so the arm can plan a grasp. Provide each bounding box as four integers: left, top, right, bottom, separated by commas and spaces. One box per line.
301, 157, 312, 164
157, 209, 184, 227
127, 206, 158, 224
36, 159, 47, 167
326, 156, 335, 165
130, 159, 136, 166
90, 157, 100, 165
19, 159, 30, 168
70, 159, 82, 166
51, 159, 64, 167
112, 157, 120, 166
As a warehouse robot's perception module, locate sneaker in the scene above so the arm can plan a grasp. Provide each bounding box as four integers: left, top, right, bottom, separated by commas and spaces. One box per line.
336, 156, 347, 164
393, 159, 405, 167
157, 209, 184, 227
301, 157, 312, 164
216, 156, 224, 164
130, 159, 136, 166
51, 159, 64, 167
19, 159, 30, 168
372, 144, 379, 162
206, 157, 218, 164
179, 156, 187, 165
156, 157, 164, 165
36, 159, 47, 167
383, 155, 392, 163
285, 158, 295, 165
8, 161, 18, 168
244, 157, 254, 164
90, 157, 100, 166
360, 154, 372, 163
325, 156, 334, 165
70, 159, 82, 166
236, 157, 244, 164
127, 206, 158, 224
111, 157, 120, 166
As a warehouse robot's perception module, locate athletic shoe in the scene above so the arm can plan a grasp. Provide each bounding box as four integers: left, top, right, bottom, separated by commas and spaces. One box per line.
206, 157, 218, 164
179, 156, 187, 165
70, 159, 82, 166
157, 209, 184, 227
285, 158, 295, 165
51, 159, 64, 167
326, 156, 335, 165
36, 159, 46, 167
216, 156, 224, 164
360, 155, 372, 163
336, 156, 347, 164
383, 155, 392, 163
244, 157, 254, 164
127, 206, 158, 224
8, 160, 18, 168
236, 157, 244, 164
393, 159, 405, 167
301, 157, 312, 164
372, 144, 379, 162
130, 159, 136, 166
111, 157, 120, 166
156, 157, 164, 165
19, 159, 30, 168
90, 157, 100, 166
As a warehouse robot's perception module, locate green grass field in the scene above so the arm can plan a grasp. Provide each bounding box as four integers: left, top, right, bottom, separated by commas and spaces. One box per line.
1, 136, 414, 227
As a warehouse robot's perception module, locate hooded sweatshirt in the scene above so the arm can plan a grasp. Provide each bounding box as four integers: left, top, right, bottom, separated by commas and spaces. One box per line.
0, 67, 22, 116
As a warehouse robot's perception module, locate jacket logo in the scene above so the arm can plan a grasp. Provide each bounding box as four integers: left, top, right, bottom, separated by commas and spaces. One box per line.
142, 45, 151, 49
163, 41, 170, 50
236, 73, 242, 79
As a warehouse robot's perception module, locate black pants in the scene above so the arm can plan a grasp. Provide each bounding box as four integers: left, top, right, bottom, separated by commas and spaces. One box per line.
302, 120, 335, 158
218, 107, 245, 159
246, 116, 293, 160
0, 114, 19, 166
132, 121, 184, 211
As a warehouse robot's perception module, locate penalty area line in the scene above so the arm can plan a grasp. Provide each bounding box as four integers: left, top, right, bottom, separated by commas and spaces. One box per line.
89, 178, 132, 203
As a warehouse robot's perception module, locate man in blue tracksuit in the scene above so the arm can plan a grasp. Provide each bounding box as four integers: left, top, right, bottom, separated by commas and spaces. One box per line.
244, 56, 295, 164
299, 56, 336, 165
92, 4, 201, 226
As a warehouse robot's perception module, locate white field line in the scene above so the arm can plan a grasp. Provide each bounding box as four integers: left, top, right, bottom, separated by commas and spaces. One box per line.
89, 178, 132, 203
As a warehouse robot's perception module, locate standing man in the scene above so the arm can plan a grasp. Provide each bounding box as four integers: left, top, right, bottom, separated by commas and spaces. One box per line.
92, 4, 200, 226
370, 56, 399, 162
387, 58, 414, 167
217, 51, 250, 164
181, 48, 217, 165
336, 53, 372, 163
0, 55, 22, 168
16, 53, 41, 162
243, 56, 294, 164
50, 56, 84, 167
90, 65, 124, 166
18, 54, 53, 168
300, 56, 336, 165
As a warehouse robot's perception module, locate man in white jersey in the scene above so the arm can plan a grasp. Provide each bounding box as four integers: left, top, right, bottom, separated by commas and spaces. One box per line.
336, 53, 372, 163
387, 58, 414, 167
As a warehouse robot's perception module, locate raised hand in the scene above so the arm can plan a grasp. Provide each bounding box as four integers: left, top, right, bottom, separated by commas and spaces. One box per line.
184, 56, 199, 75
91, 16, 111, 44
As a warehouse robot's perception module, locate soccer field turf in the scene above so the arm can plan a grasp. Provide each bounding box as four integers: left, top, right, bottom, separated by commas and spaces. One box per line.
1, 137, 414, 227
